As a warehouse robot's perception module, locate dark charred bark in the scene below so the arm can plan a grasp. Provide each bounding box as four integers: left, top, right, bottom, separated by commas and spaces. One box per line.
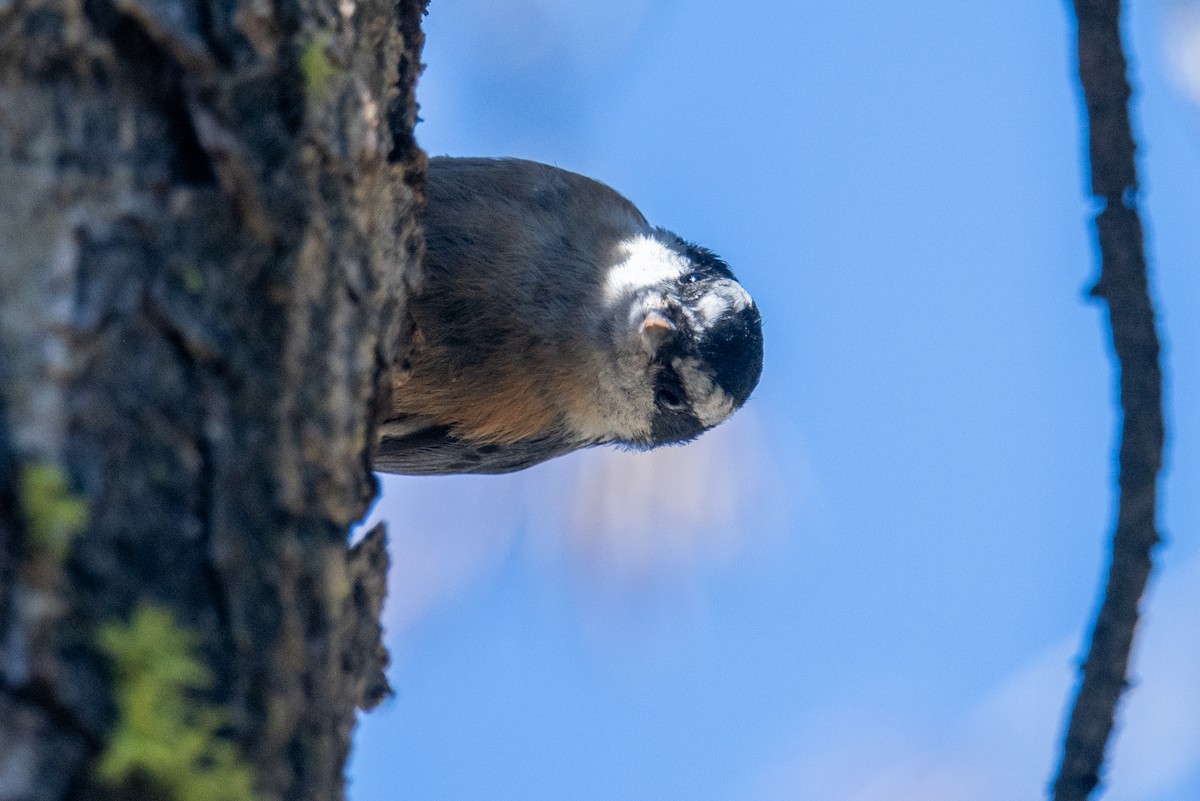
0, 0, 426, 794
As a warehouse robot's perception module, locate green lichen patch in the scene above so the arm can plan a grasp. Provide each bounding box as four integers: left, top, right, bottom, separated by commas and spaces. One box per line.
182, 266, 204, 294
96, 605, 258, 801
299, 33, 344, 99
18, 462, 88, 561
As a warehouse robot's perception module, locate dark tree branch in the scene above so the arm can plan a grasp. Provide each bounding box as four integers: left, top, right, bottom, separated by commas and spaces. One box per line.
1053, 2, 1166, 800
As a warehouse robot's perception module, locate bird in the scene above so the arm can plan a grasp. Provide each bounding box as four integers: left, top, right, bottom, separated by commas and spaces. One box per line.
374, 156, 763, 475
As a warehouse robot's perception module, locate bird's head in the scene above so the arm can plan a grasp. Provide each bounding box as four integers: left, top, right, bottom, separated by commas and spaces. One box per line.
577, 228, 764, 449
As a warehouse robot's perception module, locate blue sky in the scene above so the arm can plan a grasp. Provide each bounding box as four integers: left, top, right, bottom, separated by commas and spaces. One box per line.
350, 2, 1200, 799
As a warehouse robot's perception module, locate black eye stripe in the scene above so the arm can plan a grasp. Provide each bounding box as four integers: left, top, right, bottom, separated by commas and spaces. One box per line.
658, 357, 706, 403
655, 388, 685, 410
654, 365, 686, 401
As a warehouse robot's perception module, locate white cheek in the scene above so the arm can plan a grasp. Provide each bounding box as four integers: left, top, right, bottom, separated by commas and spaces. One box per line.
603, 235, 688, 306
674, 359, 736, 427
564, 368, 655, 442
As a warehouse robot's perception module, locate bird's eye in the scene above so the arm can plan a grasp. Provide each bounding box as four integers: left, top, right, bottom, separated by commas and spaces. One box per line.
682, 272, 702, 284
656, 388, 687, 410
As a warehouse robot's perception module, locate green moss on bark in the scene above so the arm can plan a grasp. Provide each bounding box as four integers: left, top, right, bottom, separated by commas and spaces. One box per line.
96, 605, 258, 801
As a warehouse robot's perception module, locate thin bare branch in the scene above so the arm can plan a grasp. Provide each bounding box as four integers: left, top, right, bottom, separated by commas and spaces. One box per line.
1052, 2, 1166, 799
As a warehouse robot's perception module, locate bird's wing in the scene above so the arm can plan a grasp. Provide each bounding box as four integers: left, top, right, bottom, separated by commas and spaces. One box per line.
373, 424, 583, 475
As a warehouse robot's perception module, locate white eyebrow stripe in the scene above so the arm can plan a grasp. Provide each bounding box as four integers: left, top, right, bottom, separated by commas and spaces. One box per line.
673, 358, 736, 427
676, 279, 754, 331
722, 281, 753, 313
603, 235, 689, 306
693, 293, 730, 326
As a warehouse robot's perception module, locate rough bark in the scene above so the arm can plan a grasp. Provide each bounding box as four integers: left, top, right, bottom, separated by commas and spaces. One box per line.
0, 0, 426, 794
1052, 1, 1165, 799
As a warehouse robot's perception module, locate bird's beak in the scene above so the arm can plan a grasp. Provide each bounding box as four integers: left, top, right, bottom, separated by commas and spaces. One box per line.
640, 311, 676, 352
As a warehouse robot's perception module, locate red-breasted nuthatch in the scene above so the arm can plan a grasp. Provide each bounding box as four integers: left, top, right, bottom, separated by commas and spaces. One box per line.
375, 157, 763, 475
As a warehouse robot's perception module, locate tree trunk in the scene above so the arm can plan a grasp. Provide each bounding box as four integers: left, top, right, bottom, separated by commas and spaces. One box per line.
0, 0, 426, 794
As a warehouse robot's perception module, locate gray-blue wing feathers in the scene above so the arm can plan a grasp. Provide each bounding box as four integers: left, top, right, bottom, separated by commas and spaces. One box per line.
374, 425, 584, 475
